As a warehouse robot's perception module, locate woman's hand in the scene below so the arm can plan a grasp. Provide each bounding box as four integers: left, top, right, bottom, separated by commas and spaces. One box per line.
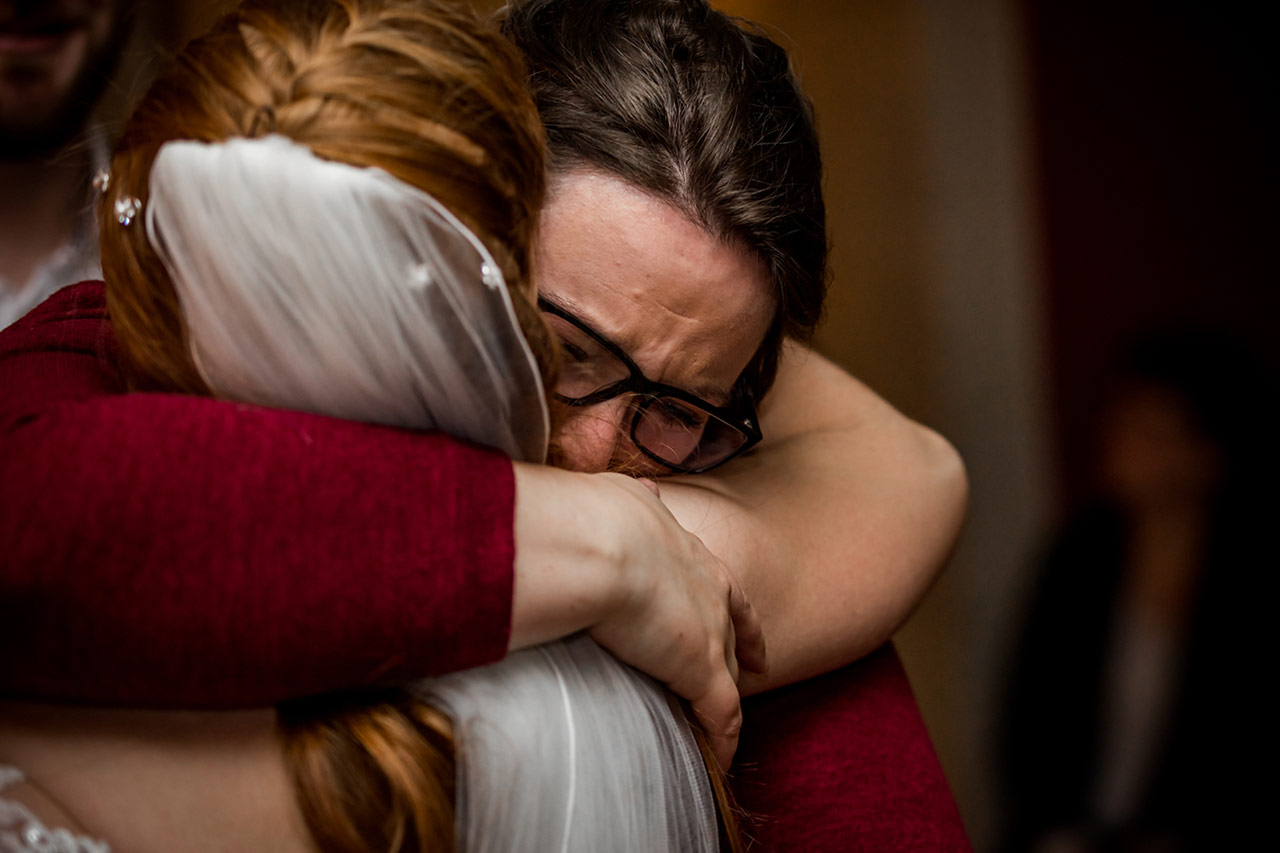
509, 465, 765, 769
588, 474, 766, 770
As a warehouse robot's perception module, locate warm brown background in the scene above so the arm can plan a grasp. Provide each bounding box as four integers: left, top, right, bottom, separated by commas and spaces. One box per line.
133, 1, 1276, 848
718, 3, 1274, 847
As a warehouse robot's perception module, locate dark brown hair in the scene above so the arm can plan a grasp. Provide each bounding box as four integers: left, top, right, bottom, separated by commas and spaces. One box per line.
501, 0, 829, 399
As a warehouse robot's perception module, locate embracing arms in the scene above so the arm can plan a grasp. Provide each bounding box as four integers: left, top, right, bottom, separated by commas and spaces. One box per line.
514, 338, 967, 736
660, 340, 968, 694
0, 286, 518, 703
1, 284, 958, 757
0, 284, 755, 761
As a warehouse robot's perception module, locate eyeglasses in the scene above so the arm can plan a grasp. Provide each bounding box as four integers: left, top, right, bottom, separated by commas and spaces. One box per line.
538, 297, 762, 474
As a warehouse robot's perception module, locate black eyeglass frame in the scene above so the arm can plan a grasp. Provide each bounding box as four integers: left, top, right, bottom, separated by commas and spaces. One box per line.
538, 297, 763, 474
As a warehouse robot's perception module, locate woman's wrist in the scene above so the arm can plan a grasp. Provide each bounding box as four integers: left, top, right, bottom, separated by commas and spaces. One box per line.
507, 463, 763, 767
507, 463, 628, 651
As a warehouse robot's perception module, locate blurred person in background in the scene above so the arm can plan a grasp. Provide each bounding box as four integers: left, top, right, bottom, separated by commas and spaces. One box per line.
0, 0, 141, 329
998, 328, 1274, 851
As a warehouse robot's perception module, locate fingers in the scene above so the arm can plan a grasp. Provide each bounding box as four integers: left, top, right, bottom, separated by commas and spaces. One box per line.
727, 575, 768, 675
583, 474, 756, 771
682, 605, 745, 771
689, 676, 744, 772
725, 630, 741, 685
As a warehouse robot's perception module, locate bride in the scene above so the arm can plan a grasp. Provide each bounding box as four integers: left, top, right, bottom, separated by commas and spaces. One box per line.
0, 1, 740, 850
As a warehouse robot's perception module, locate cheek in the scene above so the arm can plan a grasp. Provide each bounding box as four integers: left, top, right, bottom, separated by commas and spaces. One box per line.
53, 31, 91, 87
550, 402, 629, 473
85, 0, 122, 36
550, 402, 663, 475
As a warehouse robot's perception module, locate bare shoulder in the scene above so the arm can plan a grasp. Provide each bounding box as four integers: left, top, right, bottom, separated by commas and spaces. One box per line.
0, 704, 313, 853
765, 341, 967, 494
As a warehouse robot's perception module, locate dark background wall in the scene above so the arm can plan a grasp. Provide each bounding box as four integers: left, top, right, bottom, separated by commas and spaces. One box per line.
1028, 0, 1276, 507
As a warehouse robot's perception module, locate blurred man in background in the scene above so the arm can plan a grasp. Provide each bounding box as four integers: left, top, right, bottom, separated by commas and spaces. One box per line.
1, 0, 135, 328
999, 329, 1273, 851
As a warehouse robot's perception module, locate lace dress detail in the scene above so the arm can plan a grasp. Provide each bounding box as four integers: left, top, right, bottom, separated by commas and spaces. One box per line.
0, 766, 110, 853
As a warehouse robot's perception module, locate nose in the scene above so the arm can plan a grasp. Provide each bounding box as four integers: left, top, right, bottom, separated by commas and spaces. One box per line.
554, 397, 637, 473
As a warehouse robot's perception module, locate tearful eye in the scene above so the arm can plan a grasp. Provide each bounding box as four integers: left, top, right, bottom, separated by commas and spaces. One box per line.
560, 338, 592, 363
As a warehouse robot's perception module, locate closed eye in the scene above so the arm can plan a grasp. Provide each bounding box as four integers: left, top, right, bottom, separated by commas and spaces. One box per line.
559, 337, 592, 363
650, 398, 708, 430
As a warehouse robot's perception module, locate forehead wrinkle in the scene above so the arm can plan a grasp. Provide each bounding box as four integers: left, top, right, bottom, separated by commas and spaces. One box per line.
644, 290, 767, 404
539, 171, 773, 407
549, 290, 733, 404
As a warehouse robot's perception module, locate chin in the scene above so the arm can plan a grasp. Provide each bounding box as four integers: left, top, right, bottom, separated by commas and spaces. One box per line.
0, 4, 125, 154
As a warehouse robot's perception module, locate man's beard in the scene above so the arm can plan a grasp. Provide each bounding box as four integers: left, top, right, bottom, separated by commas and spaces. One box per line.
0, 16, 130, 160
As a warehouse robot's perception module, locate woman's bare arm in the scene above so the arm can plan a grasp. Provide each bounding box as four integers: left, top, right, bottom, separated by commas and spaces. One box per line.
659, 341, 968, 694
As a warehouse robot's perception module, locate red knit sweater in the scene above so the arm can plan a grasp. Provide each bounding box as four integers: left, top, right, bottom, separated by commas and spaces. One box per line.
0, 283, 970, 850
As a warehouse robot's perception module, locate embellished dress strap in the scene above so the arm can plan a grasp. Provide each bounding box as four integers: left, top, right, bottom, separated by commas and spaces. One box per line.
0, 766, 111, 853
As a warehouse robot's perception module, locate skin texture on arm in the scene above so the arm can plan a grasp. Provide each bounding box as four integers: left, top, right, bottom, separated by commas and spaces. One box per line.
659, 340, 969, 694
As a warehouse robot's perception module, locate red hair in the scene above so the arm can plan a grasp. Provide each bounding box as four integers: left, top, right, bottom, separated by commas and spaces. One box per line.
100, 0, 553, 395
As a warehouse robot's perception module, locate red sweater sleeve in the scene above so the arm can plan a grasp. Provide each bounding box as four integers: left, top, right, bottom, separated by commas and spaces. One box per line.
1, 282, 516, 707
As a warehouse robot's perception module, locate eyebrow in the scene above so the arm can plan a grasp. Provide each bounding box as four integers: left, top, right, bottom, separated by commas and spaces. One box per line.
542, 295, 733, 405
690, 379, 733, 407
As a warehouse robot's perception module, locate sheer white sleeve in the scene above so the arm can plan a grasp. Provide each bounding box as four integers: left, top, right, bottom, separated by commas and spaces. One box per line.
416, 635, 719, 853
0, 767, 110, 853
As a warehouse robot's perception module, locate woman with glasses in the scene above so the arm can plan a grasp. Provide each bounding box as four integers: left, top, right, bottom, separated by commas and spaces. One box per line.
1, 2, 744, 849
0, 0, 968, 845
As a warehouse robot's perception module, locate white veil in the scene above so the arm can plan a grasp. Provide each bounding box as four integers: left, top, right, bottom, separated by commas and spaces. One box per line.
143, 135, 720, 852
147, 134, 548, 463
419, 636, 718, 852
